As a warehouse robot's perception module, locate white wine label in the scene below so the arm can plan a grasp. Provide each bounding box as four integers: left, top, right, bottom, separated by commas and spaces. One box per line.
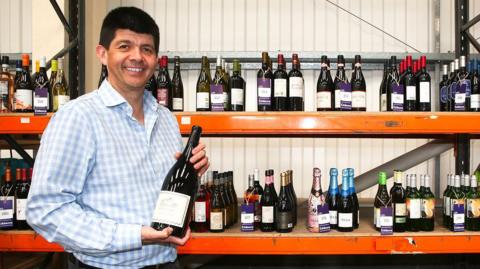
455, 93, 466, 104
16, 199, 27, 221
152, 191, 190, 227
408, 199, 421, 219
15, 89, 33, 110
445, 197, 451, 216
0, 81, 7, 95
338, 213, 353, 228
317, 91, 331, 109
173, 98, 183, 110
453, 212, 465, 224
258, 87, 271, 97
380, 94, 387, 111
419, 82, 430, 103
211, 93, 223, 104
329, 210, 337, 225
380, 213, 393, 227
289, 77, 304, 98
231, 88, 244, 106
194, 201, 206, 222
471, 94, 480, 109
351, 91, 365, 108
210, 211, 223, 230
406, 86, 416, 101
395, 203, 406, 216
196, 92, 210, 109
55, 95, 70, 110
274, 79, 287, 97
334, 89, 341, 109
261, 206, 274, 223
374, 207, 381, 228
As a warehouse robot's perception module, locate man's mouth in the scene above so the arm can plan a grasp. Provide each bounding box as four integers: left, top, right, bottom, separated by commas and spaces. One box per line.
125, 67, 144, 72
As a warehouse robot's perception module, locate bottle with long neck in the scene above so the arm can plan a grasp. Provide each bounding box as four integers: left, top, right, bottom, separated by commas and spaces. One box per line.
196, 56, 211, 111
455, 55, 470, 111
171, 56, 184, 112
230, 59, 246, 111
210, 56, 227, 112
379, 60, 389, 112
403, 55, 417, 111
0, 56, 14, 112
450, 175, 465, 231
14, 54, 33, 112
32, 60, 39, 83
98, 64, 108, 88
192, 175, 209, 232
52, 58, 70, 112
308, 168, 324, 232
221, 59, 231, 111
351, 55, 366, 111
230, 172, 239, 223
327, 168, 339, 229
253, 169, 264, 200
317, 55, 334, 111
253, 169, 263, 229
390, 170, 406, 232
33, 57, 50, 114
470, 59, 480, 111
387, 56, 402, 111
462, 174, 471, 195
155, 56, 172, 110
219, 173, 232, 228
374, 172, 391, 231
0, 168, 15, 230
439, 64, 449, 111
334, 55, 349, 111
257, 52, 273, 111
244, 174, 260, 230
151, 126, 202, 237
49, 59, 58, 110
406, 175, 421, 231
276, 172, 293, 233
417, 56, 431, 111
347, 168, 359, 229
15, 168, 29, 230
209, 176, 225, 232
261, 170, 277, 232
443, 174, 453, 228
273, 54, 288, 111
337, 173, 354, 232
466, 176, 480, 231
449, 60, 459, 112
287, 170, 297, 226
420, 175, 435, 231
288, 53, 304, 111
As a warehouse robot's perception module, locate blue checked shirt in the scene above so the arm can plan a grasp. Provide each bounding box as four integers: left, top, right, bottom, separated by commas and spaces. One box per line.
26, 80, 183, 268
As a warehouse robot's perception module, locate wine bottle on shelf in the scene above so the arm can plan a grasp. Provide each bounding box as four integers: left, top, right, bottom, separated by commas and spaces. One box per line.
0, 168, 15, 230
337, 173, 354, 232
351, 55, 366, 111
219, 173, 232, 228
334, 55, 349, 111
449, 59, 460, 112
211, 56, 227, 112
0, 56, 15, 112
155, 56, 172, 110
390, 170, 406, 232
417, 56, 431, 111
230, 59, 246, 111
32, 60, 39, 83
244, 174, 260, 230
387, 56, 403, 112
347, 168, 359, 229
420, 175, 435, 231
307, 168, 325, 232
221, 59, 231, 111
316, 55, 334, 111
192, 175, 209, 232
273, 54, 289, 111
210, 175, 225, 233
14, 54, 33, 112
15, 168, 30, 230
439, 64, 449, 111
228, 172, 238, 224
379, 60, 389, 112
49, 59, 57, 107
374, 172, 391, 231
52, 58, 70, 112
253, 169, 263, 228
466, 175, 480, 231
287, 170, 297, 226
454, 55, 470, 112
196, 56, 211, 111
288, 53, 304, 111
276, 172, 293, 233
261, 169, 278, 232
33, 57, 50, 115
145, 74, 157, 94
470, 59, 480, 111
172, 56, 184, 112
403, 55, 417, 111
253, 168, 264, 201
443, 174, 453, 228
462, 175, 471, 196
98, 64, 108, 88
406, 174, 421, 232
257, 52, 273, 111
14, 60, 22, 84
327, 168, 339, 229
151, 125, 202, 238
450, 175, 465, 231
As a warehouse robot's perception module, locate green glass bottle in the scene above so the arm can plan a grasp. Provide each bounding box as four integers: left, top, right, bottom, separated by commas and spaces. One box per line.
390, 170, 406, 232
374, 172, 391, 231
443, 174, 453, 228
406, 174, 421, 232
449, 175, 465, 231
420, 175, 435, 231
466, 175, 480, 231
196, 56, 211, 111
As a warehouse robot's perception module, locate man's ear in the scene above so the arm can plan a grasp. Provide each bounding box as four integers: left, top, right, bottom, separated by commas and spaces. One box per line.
96, 45, 108, 65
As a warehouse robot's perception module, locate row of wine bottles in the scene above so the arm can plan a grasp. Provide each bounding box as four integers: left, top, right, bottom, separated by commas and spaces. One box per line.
443, 174, 480, 231
0, 54, 70, 114
0, 167, 32, 230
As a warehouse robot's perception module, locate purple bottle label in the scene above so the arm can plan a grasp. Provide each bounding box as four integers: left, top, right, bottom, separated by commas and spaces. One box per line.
241, 203, 255, 232
453, 204, 465, 232
339, 82, 352, 110
455, 82, 467, 111
317, 204, 331, 233
440, 86, 448, 104
391, 83, 404, 112
380, 207, 393, 235
34, 87, 48, 115
0, 198, 14, 228
257, 78, 272, 106
210, 84, 224, 111
450, 82, 457, 102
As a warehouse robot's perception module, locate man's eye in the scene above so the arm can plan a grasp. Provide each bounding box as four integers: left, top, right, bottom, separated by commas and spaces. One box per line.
119, 44, 129, 49
143, 47, 154, 54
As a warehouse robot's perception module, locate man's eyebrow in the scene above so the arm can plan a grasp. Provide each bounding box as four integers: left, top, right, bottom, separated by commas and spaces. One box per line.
114, 39, 132, 44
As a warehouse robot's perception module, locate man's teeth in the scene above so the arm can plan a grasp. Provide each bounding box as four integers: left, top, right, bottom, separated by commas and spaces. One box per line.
126, 67, 143, 72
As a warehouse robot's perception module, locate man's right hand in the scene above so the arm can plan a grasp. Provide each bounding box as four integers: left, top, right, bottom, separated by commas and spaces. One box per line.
141, 226, 191, 246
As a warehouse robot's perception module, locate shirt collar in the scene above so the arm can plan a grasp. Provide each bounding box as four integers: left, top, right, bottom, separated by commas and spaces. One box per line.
98, 79, 128, 107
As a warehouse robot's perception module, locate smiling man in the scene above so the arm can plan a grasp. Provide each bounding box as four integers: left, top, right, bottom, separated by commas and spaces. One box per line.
26, 7, 209, 269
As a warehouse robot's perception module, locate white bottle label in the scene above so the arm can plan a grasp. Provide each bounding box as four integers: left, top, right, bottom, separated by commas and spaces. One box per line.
274, 79, 287, 97
231, 88, 244, 106
196, 92, 210, 109
211, 93, 223, 105
289, 77, 304, 98
419, 81, 430, 103
395, 203, 407, 216
406, 86, 416, 101
334, 89, 341, 109
55, 95, 70, 109
374, 207, 381, 228
317, 92, 331, 109
0, 81, 7, 95
16, 199, 27, 220
471, 94, 480, 109
152, 191, 190, 227
453, 212, 465, 224
194, 201, 206, 222
210, 211, 224, 230
261, 206, 274, 223
258, 87, 271, 97
338, 213, 353, 228
455, 93, 466, 104
380, 214, 393, 227
380, 93, 387, 111
329, 210, 337, 225
352, 91, 366, 108
173, 98, 183, 110
408, 199, 421, 219
392, 93, 404, 107
15, 89, 33, 110
444, 197, 451, 216
241, 211, 254, 224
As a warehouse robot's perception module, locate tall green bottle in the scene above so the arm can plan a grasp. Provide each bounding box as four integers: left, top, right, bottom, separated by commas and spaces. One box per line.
406, 174, 421, 231
420, 175, 435, 231
466, 175, 480, 231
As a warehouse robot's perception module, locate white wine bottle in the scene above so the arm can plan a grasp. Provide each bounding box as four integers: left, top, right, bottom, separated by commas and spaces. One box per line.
151, 125, 202, 238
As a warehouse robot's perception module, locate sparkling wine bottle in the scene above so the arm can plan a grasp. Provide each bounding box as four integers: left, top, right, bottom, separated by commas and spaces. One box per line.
151, 125, 202, 238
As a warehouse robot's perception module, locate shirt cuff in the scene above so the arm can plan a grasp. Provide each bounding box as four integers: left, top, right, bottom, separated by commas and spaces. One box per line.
113, 223, 143, 252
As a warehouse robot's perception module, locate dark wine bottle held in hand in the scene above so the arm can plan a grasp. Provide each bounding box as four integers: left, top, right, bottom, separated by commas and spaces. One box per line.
151, 125, 202, 238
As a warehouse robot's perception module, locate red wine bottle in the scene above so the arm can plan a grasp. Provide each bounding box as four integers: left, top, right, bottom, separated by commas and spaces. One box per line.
316, 55, 334, 111
155, 56, 172, 110
15, 168, 30, 230
260, 169, 278, 232
417, 56, 431, 111
273, 54, 289, 111
257, 52, 273, 111
192, 175, 209, 232
288, 54, 304, 111
171, 56, 184, 112
151, 125, 202, 238
403, 56, 417, 111
350, 55, 366, 111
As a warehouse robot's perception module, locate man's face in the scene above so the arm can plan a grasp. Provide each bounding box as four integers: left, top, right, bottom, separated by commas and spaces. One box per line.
96, 29, 157, 93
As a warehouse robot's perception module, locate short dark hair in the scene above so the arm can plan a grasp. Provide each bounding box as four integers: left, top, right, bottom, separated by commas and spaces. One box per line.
99, 7, 159, 53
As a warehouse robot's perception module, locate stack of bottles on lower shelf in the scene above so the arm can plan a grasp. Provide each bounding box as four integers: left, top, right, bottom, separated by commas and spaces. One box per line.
443, 174, 480, 231
0, 166, 32, 230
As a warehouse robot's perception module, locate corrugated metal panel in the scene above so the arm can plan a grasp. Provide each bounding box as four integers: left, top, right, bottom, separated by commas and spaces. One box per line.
0, 0, 32, 53
106, 0, 476, 198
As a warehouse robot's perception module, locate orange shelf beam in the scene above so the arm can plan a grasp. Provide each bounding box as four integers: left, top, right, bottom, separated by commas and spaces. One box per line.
0, 114, 52, 134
